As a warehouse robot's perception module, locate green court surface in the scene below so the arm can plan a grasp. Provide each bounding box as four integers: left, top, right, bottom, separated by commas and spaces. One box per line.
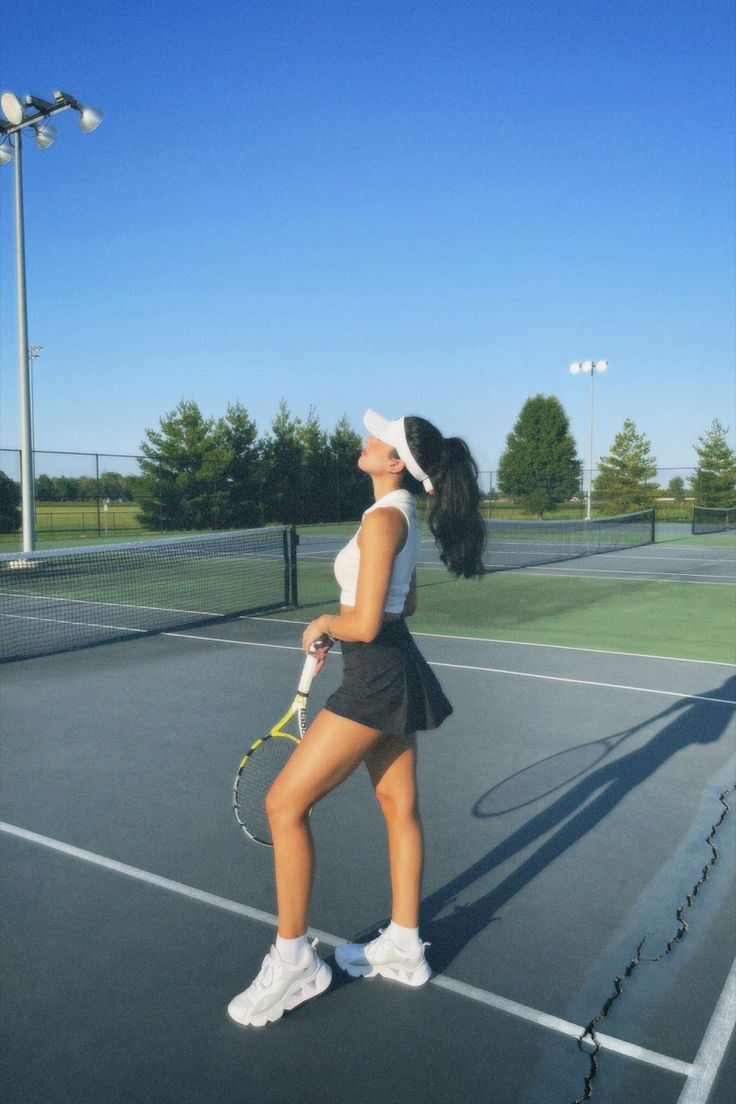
291, 561, 735, 665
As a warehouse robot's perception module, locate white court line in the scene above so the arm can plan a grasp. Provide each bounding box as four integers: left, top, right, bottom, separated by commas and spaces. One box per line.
676, 956, 736, 1104
525, 571, 735, 586
241, 615, 736, 667
0, 591, 229, 616
427, 661, 736, 706
0, 821, 693, 1081
165, 632, 736, 705
1, 612, 147, 634
529, 569, 736, 587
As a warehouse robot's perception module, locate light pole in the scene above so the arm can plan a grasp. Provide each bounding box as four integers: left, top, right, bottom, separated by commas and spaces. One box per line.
28, 344, 44, 490
569, 360, 608, 520
0, 90, 103, 551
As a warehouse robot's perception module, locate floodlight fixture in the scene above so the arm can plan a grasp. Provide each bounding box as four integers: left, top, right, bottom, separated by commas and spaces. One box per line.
0, 141, 13, 165
79, 105, 104, 133
33, 122, 57, 149
1, 91, 24, 124
54, 90, 103, 133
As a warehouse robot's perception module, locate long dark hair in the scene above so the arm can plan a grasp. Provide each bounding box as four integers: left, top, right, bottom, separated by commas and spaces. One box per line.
400, 416, 486, 578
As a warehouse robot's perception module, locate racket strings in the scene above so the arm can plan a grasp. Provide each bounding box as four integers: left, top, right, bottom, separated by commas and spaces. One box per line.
235, 735, 298, 845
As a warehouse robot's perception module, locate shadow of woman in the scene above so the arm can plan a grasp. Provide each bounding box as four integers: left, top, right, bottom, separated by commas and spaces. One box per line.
418, 674, 735, 975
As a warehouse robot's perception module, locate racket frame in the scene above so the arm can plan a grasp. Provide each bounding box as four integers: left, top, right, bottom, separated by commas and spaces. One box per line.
233, 645, 327, 846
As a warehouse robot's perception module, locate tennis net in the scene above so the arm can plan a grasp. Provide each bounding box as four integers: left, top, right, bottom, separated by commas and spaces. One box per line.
692, 506, 736, 535
0, 526, 297, 662
484, 508, 655, 569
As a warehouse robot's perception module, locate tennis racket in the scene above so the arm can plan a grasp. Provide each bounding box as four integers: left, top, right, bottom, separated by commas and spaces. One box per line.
233, 635, 332, 846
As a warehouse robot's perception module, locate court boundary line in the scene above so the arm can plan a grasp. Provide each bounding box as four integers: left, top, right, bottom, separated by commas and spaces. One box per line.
426, 662, 736, 706
0, 820, 694, 1081
241, 615, 735, 668
164, 632, 736, 704
676, 955, 736, 1103
525, 568, 736, 583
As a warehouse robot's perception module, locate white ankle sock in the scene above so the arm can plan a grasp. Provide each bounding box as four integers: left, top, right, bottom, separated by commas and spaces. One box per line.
387, 921, 421, 952
275, 934, 311, 965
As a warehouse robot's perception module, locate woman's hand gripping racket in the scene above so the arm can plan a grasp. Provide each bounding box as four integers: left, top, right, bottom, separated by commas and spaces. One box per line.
233, 634, 332, 846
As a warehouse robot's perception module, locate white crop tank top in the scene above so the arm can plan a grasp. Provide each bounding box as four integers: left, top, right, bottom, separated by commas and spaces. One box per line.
333, 489, 421, 613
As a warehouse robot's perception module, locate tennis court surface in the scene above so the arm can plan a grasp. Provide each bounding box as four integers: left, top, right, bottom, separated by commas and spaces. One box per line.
1, 526, 734, 1103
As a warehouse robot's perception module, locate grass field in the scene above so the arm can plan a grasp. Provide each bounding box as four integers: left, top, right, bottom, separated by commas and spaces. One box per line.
34, 501, 143, 535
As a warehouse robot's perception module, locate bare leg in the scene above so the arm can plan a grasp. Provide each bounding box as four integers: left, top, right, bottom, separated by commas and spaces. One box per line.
265, 709, 385, 939
364, 734, 423, 928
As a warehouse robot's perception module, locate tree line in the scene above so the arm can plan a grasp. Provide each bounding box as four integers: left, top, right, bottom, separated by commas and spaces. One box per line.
496, 396, 735, 518
0, 396, 734, 533
130, 400, 372, 530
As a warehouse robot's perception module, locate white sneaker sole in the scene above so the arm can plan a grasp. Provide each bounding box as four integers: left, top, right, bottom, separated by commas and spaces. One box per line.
335, 947, 432, 987
228, 959, 332, 1027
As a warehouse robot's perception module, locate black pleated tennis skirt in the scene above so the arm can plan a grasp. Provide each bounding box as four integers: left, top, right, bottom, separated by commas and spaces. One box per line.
324, 619, 453, 736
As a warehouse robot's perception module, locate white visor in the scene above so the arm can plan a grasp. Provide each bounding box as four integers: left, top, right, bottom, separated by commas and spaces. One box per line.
363, 409, 434, 493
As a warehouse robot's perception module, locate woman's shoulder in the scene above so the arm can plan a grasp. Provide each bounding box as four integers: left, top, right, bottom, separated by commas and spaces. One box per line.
364, 489, 415, 515
358, 501, 409, 552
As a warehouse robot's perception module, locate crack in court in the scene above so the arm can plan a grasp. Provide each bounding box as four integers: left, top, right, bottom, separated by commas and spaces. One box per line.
572, 786, 736, 1104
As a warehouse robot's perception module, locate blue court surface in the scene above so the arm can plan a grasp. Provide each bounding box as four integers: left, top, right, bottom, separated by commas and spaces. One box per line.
2, 591, 734, 1104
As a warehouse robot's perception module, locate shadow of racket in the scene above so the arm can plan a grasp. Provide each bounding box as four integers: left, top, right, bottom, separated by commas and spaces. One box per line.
473, 716, 655, 818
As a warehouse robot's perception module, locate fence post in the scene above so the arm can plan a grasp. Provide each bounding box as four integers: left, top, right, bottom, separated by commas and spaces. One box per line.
95, 453, 101, 537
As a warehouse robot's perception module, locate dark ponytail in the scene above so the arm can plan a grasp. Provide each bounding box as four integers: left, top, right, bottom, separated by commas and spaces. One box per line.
401, 416, 486, 578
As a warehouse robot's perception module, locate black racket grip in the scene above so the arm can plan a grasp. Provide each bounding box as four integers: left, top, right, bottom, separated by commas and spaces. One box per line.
309, 632, 334, 654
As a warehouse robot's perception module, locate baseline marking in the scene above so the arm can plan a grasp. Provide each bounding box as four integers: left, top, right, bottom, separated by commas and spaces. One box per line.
0, 821, 693, 1080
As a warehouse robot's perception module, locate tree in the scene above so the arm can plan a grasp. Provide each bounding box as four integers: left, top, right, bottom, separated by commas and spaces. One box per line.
77, 476, 98, 501
0, 471, 20, 533
99, 472, 128, 501
497, 395, 581, 518
666, 476, 686, 504
35, 474, 57, 502
689, 420, 736, 507
299, 408, 331, 523
214, 402, 263, 528
593, 419, 657, 514
52, 476, 79, 501
327, 416, 371, 522
260, 401, 304, 524
137, 400, 228, 530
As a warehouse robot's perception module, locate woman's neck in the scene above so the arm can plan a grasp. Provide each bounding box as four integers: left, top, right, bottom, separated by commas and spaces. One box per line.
371, 475, 402, 502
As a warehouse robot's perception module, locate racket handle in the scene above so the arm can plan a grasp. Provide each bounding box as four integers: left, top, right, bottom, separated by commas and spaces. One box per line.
298, 652, 320, 695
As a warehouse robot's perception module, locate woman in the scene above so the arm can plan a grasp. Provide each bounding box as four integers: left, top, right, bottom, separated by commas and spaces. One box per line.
228, 409, 486, 1027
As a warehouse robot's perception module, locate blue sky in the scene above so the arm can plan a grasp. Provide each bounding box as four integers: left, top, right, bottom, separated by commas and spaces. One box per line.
1, 0, 734, 483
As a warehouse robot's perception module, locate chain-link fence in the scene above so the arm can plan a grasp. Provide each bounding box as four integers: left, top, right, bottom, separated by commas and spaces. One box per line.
0, 448, 373, 539
477, 468, 698, 521
0, 448, 709, 540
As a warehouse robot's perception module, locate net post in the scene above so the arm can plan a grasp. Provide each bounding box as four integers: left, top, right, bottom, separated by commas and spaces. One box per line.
286, 523, 300, 609
649, 508, 655, 544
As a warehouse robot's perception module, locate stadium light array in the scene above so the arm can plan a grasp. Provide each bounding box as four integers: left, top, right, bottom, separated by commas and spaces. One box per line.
0, 90, 103, 551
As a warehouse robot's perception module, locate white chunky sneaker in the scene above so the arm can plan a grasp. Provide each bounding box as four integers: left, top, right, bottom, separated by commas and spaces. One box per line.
335, 929, 432, 986
228, 940, 332, 1027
